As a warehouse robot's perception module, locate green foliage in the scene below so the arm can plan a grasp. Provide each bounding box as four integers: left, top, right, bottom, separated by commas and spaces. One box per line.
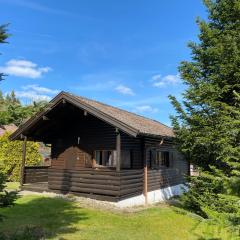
0, 24, 9, 43
0, 173, 17, 209
0, 132, 42, 181
0, 172, 17, 223
169, 0, 240, 230
0, 226, 45, 240
0, 24, 9, 81
0, 90, 48, 126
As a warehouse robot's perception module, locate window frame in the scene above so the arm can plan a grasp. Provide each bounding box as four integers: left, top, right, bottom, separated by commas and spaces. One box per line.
149, 148, 170, 169
94, 150, 116, 168
94, 149, 132, 169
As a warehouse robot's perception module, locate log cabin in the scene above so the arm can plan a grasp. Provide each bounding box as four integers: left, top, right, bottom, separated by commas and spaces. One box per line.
10, 91, 189, 207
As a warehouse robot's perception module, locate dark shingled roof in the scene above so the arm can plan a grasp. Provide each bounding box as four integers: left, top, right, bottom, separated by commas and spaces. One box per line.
10, 91, 174, 140
67, 92, 174, 138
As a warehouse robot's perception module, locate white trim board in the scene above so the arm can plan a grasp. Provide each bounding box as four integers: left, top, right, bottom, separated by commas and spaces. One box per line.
114, 184, 188, 208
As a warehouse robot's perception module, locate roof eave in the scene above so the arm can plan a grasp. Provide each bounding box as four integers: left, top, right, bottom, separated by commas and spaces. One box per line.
138, 132, 175, 140
9, 91, 140, 141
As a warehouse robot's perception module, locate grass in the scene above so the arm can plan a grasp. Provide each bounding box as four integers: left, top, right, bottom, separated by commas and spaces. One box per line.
0, 194, 237, 240
5, 181, 20, 191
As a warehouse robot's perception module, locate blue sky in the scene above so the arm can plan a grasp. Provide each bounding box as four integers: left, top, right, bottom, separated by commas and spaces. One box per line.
0, 0, 206, 126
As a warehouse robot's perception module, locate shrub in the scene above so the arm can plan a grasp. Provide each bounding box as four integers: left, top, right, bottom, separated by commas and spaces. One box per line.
0, 226, 45, 240
0, 172, 17, 222
0, 132, 42, 181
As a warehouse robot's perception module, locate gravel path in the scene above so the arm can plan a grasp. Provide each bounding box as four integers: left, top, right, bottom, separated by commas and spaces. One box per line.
19, 190, 155, 213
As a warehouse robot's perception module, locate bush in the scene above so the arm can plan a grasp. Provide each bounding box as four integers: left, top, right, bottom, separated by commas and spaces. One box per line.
0, 132, 42, 181
0, 226, 45, 240
0, 172, 17, 222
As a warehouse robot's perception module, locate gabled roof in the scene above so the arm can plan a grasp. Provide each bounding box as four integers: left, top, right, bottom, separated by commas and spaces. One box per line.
10, 91, 174, 140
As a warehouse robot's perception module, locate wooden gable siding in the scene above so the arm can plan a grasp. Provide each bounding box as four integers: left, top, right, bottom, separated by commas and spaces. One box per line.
50, 111, 143, 170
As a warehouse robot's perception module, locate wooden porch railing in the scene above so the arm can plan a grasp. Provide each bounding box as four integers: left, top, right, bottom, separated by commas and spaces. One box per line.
23, 167, 185, 202
48, 168, 143, 201
24, 166, 49, 183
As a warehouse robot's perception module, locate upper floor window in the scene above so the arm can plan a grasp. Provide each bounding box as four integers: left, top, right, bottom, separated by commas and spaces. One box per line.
157, 151, 169, 167
149, 149, 170, 168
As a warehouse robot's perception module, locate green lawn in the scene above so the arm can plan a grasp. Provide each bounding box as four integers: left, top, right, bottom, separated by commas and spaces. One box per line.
0, 195, 236, 240
5, 181, 20, 191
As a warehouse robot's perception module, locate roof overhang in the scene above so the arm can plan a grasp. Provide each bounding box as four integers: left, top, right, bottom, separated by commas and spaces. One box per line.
10, 92, 140, 141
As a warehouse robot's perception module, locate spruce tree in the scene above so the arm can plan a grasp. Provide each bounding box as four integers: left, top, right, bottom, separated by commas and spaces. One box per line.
0, 24, 9, 82
169, 0, 240, 226
0, 24, 16, 215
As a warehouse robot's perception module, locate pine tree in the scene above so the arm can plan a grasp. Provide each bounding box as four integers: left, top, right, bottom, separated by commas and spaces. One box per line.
169, 0, 240, 227
0, 24, 9, 82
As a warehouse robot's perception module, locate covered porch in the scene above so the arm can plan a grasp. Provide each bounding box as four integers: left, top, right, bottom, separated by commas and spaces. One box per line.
22, 165, 185, 202
22, 167, 144, 202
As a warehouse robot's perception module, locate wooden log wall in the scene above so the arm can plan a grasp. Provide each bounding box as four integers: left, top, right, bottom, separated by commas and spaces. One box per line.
49, 105, 143, 170
48, 168, 143, 201
24, 166, 49, 183
23, 167, 186, 201
147, 168, 185, 191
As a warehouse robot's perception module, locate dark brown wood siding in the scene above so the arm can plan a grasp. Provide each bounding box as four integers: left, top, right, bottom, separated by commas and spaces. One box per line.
24, 166, 49, 183
50, 111, 142, 170
144, 137, 188, 175
48, 168, 143, 201
23, 166, 186, 201
147, 168, 185, 191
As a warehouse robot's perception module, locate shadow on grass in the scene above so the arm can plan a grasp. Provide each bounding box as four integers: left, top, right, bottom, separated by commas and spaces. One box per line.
0, 195, 88, 239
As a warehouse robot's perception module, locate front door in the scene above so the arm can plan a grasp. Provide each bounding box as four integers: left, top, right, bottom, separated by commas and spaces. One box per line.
65, 146, 92, 169
64, 146, 77, 169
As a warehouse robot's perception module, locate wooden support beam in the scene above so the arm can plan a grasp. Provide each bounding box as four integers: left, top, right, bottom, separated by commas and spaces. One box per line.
116, 129, 121, 172
92, 157, 96, 168
20, 136, 27, 186
84, 110, 88, 116
144, 161, 148, 205
142, 138, 148, 205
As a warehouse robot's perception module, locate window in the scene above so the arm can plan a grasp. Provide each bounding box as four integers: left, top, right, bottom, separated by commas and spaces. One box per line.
95, 150, 132, 168
150, 149, 170, 168
95, 150, 116, 167
160, 151, 170, 167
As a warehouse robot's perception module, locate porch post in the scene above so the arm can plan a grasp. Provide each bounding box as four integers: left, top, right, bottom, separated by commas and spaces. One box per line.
144, 158, 148, 205
92, 159, 96, 168
116, 129, 121, 172
20, 135, 27, 186
142, 138, 148, 205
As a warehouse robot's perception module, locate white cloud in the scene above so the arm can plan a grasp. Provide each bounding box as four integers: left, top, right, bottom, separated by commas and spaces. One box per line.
133, 105, 159, 114
0, 59, 51, 78
115, 85, 135, 96
15, 91, 52, 101
152, 74, 181, 87
2, 0, 78, 17
15, 85, 59, 102
22, 84, 59, 94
